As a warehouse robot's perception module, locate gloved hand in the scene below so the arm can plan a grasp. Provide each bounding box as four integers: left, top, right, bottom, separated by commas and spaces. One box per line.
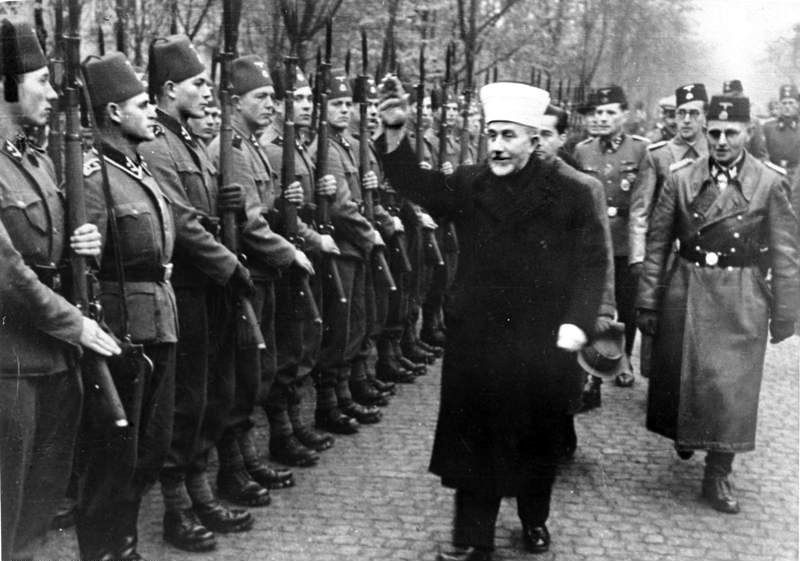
770, 319, 795, 344
441, 161, 454, 176
556, 323, 587, 352
230, 262, 255, 298
317, 174, 337, 197
392, 216, 405, 233
419, 212, 438, 230
283, 181, 304, 206
629, 262, 644, 279
362, 170, 379, 191
419, 161, 433, 170
218, 183, 244, 212
636, 309, 659, 336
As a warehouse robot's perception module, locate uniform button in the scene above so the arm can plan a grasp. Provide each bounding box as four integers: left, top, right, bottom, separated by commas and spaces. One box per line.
733, 232, 740, 239
16, 200, 24, 206
730, 248, 736, 253
693, 212, 699, 218
695, 246, 701, 251
737, 215, 743, 220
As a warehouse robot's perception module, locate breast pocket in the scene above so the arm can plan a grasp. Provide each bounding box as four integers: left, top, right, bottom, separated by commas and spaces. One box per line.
0, 187, 49, 236
618, 163, 639, 197
174, 159, 214, 213
114, 202, 158, 265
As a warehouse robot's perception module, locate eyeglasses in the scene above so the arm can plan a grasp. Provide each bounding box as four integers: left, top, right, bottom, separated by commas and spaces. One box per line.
707, 128, 743, 141
677, 109, 702, 119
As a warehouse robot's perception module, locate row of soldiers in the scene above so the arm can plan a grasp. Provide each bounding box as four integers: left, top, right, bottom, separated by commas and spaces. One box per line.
0, 15, 481, 560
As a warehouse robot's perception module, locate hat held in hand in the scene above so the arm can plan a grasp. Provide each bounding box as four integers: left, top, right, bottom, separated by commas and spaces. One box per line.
577, 321, 627, 379
377, 73, 406, 112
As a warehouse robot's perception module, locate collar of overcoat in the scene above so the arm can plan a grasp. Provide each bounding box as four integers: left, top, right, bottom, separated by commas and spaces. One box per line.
472, 153, 560, 226
688, 153, 762, 223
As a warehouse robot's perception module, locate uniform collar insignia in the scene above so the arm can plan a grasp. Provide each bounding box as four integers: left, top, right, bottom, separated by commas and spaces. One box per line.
600, 133, 624, 153
4, 138, 21, 161
156, 108, 197, 147
100, 142, 145, 180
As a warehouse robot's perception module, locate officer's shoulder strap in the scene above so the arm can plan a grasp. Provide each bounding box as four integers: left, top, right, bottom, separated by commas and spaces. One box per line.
83, 156, 101, 177
668, 158, 693, 173
763, 160, 787, 175
630, 134, 650, 143
647, 140, 668, 151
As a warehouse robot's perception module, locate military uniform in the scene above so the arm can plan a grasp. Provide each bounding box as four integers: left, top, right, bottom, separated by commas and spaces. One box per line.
0, 134, 85, 560
77, 141, 178, 557
574, 131, 650, 362
763, 117, 800, 179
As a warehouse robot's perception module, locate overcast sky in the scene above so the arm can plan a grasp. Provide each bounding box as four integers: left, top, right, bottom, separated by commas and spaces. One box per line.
694, 0, 800, 112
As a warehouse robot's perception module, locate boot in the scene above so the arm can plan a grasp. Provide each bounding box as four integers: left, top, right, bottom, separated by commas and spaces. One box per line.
351, 378, 391, 407
289, 402, 335, 451
193, 501, 253, 533
416, 338, 444, 358
163, 509, 216, 552
269, 434, 320, 467
393, 337, 427, 375
376, 357, 416, 383
239, 429, 295, 489
371, 377, 396, 395
315, 407, 360, 434
216, 469, 271, 507
578, 375, 602, 412
340, 400, 382, 424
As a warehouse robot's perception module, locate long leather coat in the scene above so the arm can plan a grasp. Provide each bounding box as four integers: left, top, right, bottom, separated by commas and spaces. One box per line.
380, 138, 607, 496
638, 154, 799, 451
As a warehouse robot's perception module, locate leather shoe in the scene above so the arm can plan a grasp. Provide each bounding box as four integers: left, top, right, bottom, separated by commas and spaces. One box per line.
270, 434, 320, 467
217, 469, 271, 507
294, 425, 335, 451
350, 379, 391, 407
371, 377, 396, 395
341, 401, 382, 424
163, 509, 216, 552
702, 477, 740, 514
578, 376, 602, 412
402, 341, 436, 364
436, 546, 492, 561
674, 445, 694, 460
398, 355, 428, 375
315, 407, 360, 434
193, 501, 254, 533
522, 524, 550, 553
248, 464, 295, 489
615, 371, 635, 388
416, 339, 444, 357
376, 359, 416, 383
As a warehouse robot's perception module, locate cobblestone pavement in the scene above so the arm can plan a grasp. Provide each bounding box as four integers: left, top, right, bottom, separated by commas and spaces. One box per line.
35, 336, 798, 561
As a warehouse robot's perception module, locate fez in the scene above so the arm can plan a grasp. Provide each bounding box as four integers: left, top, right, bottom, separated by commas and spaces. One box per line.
147, 34, 205, 94
707, 95, 749, 122
83, 52, 146, 108
595, 85, 626, 106
231, 54, 272, 96
779, 84, 798, 101
722, 80, 743, 94
479, 82, 549, 129
576, 90, 598, 115
328, 72, 352, 100
675, 83, 708, 106
0, 20, 46, 76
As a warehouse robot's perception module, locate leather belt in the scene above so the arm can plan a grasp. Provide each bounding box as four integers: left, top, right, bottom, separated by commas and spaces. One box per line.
100, 263, 173, 282
678, 246, 759, 268
33, 263, 65, 292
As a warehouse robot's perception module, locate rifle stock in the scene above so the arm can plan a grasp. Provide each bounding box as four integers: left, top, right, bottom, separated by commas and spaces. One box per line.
219, 0, 265, 349
64, 0, 127, 428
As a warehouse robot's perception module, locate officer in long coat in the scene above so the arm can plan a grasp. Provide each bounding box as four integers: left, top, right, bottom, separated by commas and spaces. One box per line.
762, 84, 800, 180
637, 95, 799, 514
378, 81, 607, 560
77, 52, 178, 560
0, 21, 120, 560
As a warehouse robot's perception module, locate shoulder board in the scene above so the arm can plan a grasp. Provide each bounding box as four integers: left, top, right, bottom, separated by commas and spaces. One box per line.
630, 134, 650, 142
83, 157, 101, 177
232, 135, 243, 149
271, 136, 284, 147
576, 137, 594, 146
763, 160, 787, 175
647, 140, 667, 151
668, 158, 693, 173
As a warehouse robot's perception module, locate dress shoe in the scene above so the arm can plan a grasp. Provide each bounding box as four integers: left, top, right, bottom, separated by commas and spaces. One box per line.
376, 359, 416, 383
341, 401, 382, 424
315, 407, 360, 434
193, 501, 254, 533
674, 445, 694, 460
163, 508, 216, 552
371, 377, 396, 395
270, 434, 320, 467
217, 469, 271, 507
436, 546, 493, 561
701, 477, 740, 514
615, 371, 635, 388
248, 464, 295, 489
578, 376, 602, 412
522, 524, 551, 554
350, 379, 391, 407
294, 425, 335, 451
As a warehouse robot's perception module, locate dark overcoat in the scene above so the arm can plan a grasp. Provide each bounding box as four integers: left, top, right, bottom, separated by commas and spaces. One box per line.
380, 138, 607, 496
638, 154, 799, 451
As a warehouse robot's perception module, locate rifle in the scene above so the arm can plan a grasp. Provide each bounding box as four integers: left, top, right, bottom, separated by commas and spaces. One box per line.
436, 43, 459, 258
64, 0, 127, 428
414, 45, 444, 268
219, 0, 265, 349
356, 29, 396, 292
281, 54, 322, 323
47, 0, 65, 185
115, 0, 126, 55
315, 21, 347, 304
458, 55, 473, 165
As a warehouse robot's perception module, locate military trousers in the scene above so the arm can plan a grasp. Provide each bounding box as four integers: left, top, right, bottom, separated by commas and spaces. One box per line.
0, 369, 82, 559
614, 256, 638, 356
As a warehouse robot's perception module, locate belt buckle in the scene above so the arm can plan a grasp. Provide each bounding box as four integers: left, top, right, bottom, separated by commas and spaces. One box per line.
52, 272, 62, 292
163, 263, 173, 281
